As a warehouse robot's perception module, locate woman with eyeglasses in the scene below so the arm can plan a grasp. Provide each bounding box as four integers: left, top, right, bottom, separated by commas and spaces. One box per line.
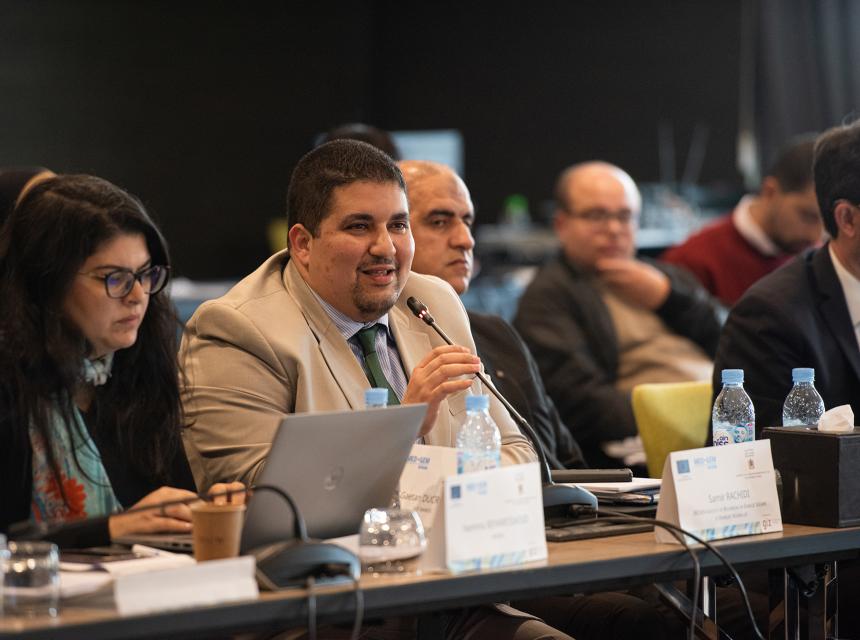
0, 174, 242, 545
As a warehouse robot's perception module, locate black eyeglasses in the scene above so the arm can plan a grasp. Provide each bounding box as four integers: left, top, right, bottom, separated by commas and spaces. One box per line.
78, 265, 170, 298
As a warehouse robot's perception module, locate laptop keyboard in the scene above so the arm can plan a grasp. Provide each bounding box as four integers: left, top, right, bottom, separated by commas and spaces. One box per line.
114, 533, 194, 553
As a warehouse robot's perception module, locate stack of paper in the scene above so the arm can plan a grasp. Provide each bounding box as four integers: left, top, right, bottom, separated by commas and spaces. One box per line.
59, 546, 194, 598
60, 550, 258, 613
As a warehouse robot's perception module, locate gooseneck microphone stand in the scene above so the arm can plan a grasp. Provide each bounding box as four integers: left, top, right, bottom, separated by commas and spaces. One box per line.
406, 296, 597, 518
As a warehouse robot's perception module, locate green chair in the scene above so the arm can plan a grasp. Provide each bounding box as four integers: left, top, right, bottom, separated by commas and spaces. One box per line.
632, 380, 712, 478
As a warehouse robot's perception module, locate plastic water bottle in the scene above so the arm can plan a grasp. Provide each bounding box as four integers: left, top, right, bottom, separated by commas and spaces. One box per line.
712, 369, 755, 446
456, 395, 502, 473
782, 368, 825, 427
365, 388, 388, 409
366, 388, 401, 507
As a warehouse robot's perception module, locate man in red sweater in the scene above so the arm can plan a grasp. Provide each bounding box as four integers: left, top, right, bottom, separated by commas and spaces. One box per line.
661, 137, 821, 306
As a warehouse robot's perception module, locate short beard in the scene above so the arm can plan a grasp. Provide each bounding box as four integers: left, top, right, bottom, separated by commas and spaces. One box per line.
352, 277, 402, 321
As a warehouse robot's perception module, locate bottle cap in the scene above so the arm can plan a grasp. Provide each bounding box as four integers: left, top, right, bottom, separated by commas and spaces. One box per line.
791, 368, 815, 383
721, 369, 744, 384
364, 388, 388, 406
465, 394, 490, 412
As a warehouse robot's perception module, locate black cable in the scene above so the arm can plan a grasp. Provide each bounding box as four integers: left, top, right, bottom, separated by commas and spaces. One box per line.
8, 486, 254, 540
251, 484, 309, 541
685, 535, 702, 640
660, 522, 702, 640
306, 575, 317, 640
601, 509, 766, 640
250, 485, 363, 638
119, 485, 250, 515
614, 512, 701, 640
350, 575, 364, 640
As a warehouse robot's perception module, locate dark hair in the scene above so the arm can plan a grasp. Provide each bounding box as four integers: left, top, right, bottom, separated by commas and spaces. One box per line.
0, 174, 182, 497
318, 123, 401, 160
813, 121, 860, 238
765, 136, 816, 193
286, 139, 405, 244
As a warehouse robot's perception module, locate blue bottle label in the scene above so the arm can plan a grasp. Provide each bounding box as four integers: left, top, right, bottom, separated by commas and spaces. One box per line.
713, 428, 732, 446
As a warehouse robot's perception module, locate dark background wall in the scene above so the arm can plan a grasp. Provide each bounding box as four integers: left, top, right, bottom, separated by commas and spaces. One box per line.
0, 0, 742, 279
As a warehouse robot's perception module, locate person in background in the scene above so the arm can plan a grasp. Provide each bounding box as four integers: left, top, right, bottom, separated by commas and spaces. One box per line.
515, 162, 724, 472
0, 166, 55, 223
711, 118, 860, 640
0, 175, 242, 546
712, 121, 860, 435
401, 159, 675, 640
401, 160, 586, 470
662, 137, 821, 306
319, 122, 401, 160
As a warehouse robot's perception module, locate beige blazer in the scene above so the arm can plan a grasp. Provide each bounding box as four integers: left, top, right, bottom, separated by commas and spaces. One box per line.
180, 251, 536, 489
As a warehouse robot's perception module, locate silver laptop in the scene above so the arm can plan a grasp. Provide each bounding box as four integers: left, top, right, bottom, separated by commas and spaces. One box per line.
241, 404, 426, 552
117, 404, 426, 553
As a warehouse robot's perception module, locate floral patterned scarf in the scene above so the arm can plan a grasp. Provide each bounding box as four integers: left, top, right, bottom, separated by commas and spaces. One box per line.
29, 358, 121, 523
29, 406, 121, 524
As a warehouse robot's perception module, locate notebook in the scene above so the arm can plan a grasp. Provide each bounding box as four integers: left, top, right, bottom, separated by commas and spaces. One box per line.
117, 404, 427, 554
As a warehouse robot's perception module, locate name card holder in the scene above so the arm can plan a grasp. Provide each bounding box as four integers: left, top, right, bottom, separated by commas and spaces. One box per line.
656, 439, 782, 544
398, 444, 458, 529
399, 447, 547, 572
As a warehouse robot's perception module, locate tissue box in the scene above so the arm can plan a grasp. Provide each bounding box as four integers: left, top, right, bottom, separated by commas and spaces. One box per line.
763, 426, 860, 527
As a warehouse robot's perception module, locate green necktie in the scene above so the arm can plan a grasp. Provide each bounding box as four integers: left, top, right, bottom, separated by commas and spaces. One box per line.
355, 324, 400, 406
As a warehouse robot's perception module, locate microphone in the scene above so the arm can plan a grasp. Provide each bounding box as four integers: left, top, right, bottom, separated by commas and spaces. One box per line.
406, 296, 597, 518
249, 484, 360, 588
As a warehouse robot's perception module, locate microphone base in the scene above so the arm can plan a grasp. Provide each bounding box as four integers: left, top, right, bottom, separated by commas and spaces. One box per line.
252, 540, 360, 589
542, 483, 598, 521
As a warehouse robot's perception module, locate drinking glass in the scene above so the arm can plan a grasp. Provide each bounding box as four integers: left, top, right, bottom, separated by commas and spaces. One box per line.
358, 508, 426, 575
2, 541, 60, 617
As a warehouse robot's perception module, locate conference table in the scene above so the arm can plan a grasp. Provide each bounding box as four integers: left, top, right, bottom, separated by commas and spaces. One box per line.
2, 523, 859, 640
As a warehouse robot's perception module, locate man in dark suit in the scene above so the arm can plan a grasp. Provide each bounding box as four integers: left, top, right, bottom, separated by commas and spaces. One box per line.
399, 160, 586, 470
712, 119, 860, 639
400, 159, 678, 640
712, 121, 860, 435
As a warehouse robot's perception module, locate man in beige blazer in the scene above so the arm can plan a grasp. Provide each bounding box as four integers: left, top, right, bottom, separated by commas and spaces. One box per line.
180, 140, 536, 491
180, 141, 574, 640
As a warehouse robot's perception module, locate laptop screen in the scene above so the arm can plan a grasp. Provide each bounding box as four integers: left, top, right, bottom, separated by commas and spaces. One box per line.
240, 404, 426, 552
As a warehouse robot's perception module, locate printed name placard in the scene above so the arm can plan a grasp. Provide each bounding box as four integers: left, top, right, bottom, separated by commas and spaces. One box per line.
656, 439, 782, 544
398, 444, 457, 530
421, 462, 546, 573
400, 448, 546, 573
